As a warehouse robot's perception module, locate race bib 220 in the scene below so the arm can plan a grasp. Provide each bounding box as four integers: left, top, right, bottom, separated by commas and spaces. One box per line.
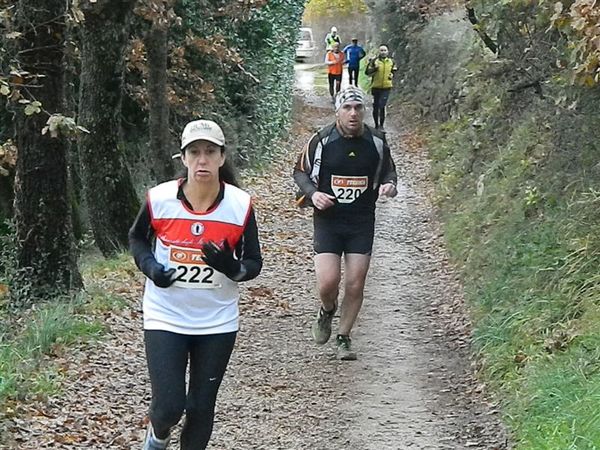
331, 175, 368, 204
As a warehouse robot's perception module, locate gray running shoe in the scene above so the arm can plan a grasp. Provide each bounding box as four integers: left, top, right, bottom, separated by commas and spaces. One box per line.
311, 306, 336, 344
336, 334, 357, 361
143, 424, 170, 450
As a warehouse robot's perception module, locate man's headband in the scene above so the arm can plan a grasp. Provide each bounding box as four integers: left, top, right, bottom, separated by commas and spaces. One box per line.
335, 86, 366, 111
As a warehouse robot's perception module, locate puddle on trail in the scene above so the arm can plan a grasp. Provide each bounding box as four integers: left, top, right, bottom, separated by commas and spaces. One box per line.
294, 62, 340, 108
294, 62, 326, 93
294, 60, 372, 109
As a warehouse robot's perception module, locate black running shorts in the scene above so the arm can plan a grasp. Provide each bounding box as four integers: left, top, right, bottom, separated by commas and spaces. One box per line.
313, 216, 375, 255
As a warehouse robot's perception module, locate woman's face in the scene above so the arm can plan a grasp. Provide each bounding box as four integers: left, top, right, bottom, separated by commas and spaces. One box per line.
182, 140, 225, 183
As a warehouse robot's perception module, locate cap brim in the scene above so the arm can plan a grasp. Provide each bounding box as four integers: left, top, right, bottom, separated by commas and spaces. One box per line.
181, 137, 224, 149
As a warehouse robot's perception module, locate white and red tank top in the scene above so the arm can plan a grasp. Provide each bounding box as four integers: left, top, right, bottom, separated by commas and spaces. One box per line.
143, 179, 252, 335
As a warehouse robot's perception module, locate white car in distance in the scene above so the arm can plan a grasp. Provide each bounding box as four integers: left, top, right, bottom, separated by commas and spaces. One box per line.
295, 27, 315, 62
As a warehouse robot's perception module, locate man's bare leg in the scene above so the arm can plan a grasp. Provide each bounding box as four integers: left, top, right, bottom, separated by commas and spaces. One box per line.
311, 253, 341, 344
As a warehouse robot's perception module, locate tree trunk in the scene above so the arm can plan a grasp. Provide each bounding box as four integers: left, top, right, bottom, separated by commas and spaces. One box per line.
145, 24, 174, 182
12, 0, 82, 303
78, 0, 140, 256
65, 38, 86, 241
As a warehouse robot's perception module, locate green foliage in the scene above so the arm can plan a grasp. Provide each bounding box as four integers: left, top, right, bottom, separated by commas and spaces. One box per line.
42, 114, 89, 138
0, 297, 103, 404
551, 0, 600, 86
304, 0, 366, 22
0, 220, 26, 301
466, 0, 600, 87
164, 0, 305, 165
234, 0, 305, 157
426, 52, 600, 446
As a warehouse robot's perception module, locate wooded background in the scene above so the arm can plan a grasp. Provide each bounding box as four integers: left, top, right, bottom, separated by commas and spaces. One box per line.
0, 0, 304, 304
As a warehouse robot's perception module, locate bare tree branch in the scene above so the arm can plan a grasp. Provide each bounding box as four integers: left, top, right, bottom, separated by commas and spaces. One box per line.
466, 6, 498, 54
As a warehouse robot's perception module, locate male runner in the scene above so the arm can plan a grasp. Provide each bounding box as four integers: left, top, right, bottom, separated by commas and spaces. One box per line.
293, 85, 397, 360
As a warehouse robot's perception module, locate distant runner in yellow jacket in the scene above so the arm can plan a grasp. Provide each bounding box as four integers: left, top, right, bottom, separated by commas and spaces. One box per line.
324, 26, 341, 50
365, 45, 397, 130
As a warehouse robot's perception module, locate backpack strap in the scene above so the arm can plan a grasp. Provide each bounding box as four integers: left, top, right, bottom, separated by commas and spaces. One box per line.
309, 123, 336, 184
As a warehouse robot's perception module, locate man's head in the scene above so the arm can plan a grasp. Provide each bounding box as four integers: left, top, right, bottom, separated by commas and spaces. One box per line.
378, 45, 389, 59
331, 26, 338, 35
351, 38, 358, 44
332, 42, 340, 52
335, 86, 366, 135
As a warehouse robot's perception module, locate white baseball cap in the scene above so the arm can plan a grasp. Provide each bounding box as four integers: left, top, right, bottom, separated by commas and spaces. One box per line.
331, 26, 337, 32
180, 119, 225, 149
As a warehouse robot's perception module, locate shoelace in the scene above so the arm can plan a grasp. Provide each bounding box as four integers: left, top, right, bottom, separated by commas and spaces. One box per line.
322, 306, 336, 316
337, 337, 351, 348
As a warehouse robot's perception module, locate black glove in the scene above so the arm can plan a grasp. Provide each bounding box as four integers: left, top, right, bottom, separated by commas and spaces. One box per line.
201, 240, 241, 279
140, 256, 176, 288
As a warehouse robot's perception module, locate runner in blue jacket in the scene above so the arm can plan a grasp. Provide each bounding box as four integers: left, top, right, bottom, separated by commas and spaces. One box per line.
343, 38, 366, 87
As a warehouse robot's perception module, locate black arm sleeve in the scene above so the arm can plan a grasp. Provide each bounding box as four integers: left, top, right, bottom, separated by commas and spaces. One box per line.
234, 206, 262, 282
380, 139, 398, 185
128, 201, 161, 277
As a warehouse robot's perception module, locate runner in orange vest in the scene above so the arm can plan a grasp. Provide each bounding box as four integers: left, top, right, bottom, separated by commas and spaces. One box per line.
325, 42, 345, 103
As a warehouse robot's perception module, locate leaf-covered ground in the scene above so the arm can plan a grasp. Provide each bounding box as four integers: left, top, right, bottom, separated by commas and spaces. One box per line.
1, 73, 509, 449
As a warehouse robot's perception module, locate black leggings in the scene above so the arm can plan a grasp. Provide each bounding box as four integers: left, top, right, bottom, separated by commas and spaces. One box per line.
347, 67, 359, 86
328, 73, 342, 97
372, 88, 391, 127
144, 330, 237, 450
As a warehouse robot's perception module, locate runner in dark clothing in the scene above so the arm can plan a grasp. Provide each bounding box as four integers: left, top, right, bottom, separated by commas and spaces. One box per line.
293, 86, 397, 360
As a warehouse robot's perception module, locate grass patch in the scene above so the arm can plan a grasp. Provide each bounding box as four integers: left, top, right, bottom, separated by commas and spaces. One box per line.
0, 252, 136, 409
0, 298, 104, 402
426, 72, 600, 448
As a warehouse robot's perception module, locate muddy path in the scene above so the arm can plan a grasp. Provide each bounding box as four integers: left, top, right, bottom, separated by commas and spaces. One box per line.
1, 67, 508, 449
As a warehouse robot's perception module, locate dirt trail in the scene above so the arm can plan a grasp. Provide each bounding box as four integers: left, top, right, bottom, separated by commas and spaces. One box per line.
1, 72, 508, 449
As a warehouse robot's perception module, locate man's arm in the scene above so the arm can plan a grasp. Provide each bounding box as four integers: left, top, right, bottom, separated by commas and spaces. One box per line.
378, 139, 398, 197
381, 142, 398, 185
293, 133, 319, 200
293, 132, 337, 209
343, 46, 351, 61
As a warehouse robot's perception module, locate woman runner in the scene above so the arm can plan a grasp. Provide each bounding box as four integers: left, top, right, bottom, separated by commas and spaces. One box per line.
129, 119, 262, 450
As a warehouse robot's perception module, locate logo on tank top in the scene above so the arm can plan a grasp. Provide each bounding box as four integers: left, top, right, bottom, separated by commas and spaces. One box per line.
191, 222, 204, 236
